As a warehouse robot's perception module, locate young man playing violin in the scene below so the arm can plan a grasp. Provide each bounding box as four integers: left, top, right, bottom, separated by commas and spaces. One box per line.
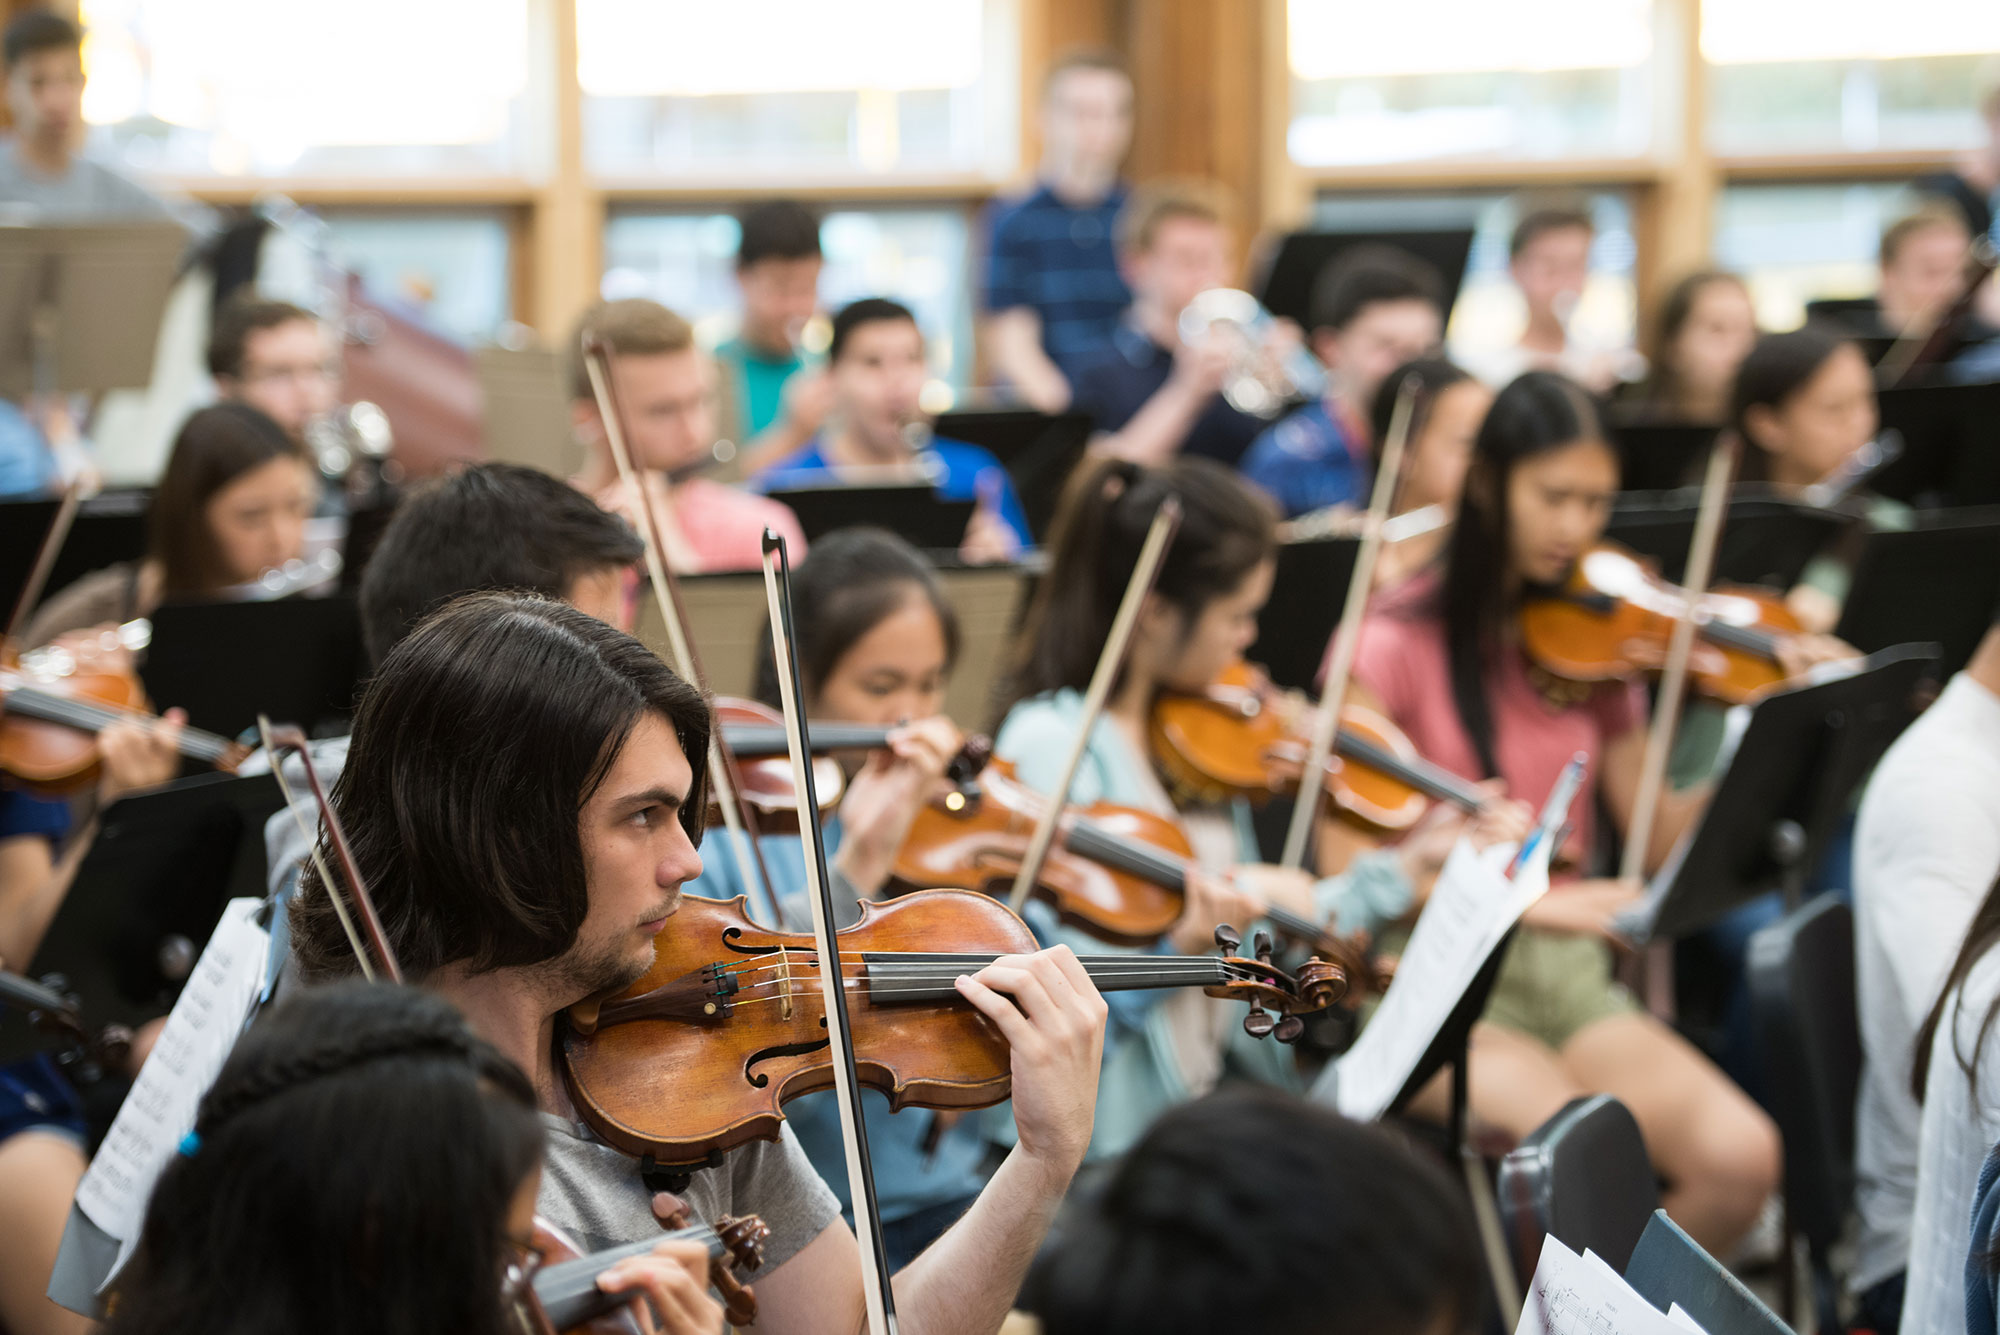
288, 590, 1110, 1335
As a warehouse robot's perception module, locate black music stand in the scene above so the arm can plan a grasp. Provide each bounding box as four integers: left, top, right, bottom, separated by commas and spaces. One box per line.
1836, 508, 2000, 678
1606, 419, 1719, 494
1254, 228, 1477, 330
1618, 646, 1937, 945
0, 489, 150, 626
1607, 492, 1849, 589
932, 408, 1092, 544
0, 773, 280, 1063
1624, 1211, 1789, 1335
765, 482, 975, 552
1873, 381, 2000, 509
1249, 534, 1361, 692
0, 222, 187, 399
140, 594, 366, 741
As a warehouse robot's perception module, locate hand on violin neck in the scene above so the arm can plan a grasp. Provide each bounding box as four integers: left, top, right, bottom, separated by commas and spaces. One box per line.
951, 944, 1106, 1185
831, 716, 965, 898
596, 1237, 726, 1334
96, 708, 184, 803
1393, 799, 1474, 893
1466, 789, 1535, 852
1774, 630, 1860, 682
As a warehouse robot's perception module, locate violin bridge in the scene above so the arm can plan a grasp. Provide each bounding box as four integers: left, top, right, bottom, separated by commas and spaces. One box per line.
776, 946, 795, 1021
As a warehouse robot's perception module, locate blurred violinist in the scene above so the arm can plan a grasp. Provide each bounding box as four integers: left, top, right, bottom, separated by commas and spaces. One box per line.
21, 402, 318, 654
101, 981, 724, 1335
207, 295, 341, 447
1634, 270, 1759, 425
1362, 358, 1490, 591
711, 200, 834, 478
288, 591, 1109, 1335
569, 297, 809, 575
756, 298, 1031, 563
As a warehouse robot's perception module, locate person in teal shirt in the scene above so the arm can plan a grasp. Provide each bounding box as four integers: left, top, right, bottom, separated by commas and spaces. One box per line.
713, 200, 834, 476
989, 454, 1478, 1161
688, 529, 993, 1268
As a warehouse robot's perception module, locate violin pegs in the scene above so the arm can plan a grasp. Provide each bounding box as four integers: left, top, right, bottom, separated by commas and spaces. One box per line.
1252, 928, 1273, 965
1273, 1014, 1306, 1044
1242, 1003, 1275, 1039
1213, 924, 1242, 955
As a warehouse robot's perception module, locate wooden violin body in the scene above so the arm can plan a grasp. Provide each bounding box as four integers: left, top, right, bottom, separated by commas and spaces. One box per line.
1150, 660, 1485, 832
0, 654, 245, 793
560, 889, 1342, 1170
890, 759, 1185, 944
710, 697, 847, 832
1520, 544, 1801, 705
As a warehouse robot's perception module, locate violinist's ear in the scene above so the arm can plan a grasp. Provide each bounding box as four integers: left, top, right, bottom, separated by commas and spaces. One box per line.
1741, 403, 1780, 455
1134, 590, 1182, 645
571, 397, 605, 444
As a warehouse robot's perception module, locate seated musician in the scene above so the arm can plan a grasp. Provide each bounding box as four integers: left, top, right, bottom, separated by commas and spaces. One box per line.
0, 726, 180, 1335
1453, 203, 1633, 395
1021, 1087, 1479, 1335
102, 981, 724, 1335
1330, 370, 1780, 1257
288, 591, 1109, 1335
22, 402, 318, 651
1732, 324, 1912, 634
569, 297, 808, 574
1238, 246, 1445, 520
990, 455, 1514, 1162
711, 200, 834, 479
1873, 203, 1982, 340
1630, 271, 1759, 425
1362, 358, 1490, 591
1069, 182, 1271, 468
756, 298, 1031, 562
207, 295, 340, 447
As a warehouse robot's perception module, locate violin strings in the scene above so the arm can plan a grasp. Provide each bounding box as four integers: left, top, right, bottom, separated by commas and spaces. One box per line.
8, 685, 234, 761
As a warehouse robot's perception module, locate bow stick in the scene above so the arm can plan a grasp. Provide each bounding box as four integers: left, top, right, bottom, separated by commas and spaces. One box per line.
1279, 375, 1419, 870
760, 529, 897, 1335
4, 479, 82, 646
580, 333, 782, 925
1006, 496, 1182, 914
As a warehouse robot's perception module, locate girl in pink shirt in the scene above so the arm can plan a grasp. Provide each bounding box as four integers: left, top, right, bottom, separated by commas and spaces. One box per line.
1338, 370, 1779, 1257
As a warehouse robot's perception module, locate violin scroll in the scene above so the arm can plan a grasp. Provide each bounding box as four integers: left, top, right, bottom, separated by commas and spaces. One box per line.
1203, 921, 1348, 1043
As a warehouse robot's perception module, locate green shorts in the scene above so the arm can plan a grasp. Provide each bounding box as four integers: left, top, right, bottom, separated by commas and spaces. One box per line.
1372, 924, 1638, 1051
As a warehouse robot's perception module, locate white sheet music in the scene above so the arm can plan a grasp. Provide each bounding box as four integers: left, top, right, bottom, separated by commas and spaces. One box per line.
1515, 1235, 1692, 1335
1315, 837, 1548, 1120
73, 898, 268, 1290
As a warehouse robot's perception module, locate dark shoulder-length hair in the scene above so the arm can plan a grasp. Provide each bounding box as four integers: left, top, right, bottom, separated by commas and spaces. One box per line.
1642, 270, 1751, 414
996, 455, 1276, 723
1441, 370, 1612, 778
150, 401, 315, 596
103, 981, 542, 1335
751, 526, 960, 707
291, 591, 711, 983
1370, 356, 1475, 453
1730, 323, 1857, 483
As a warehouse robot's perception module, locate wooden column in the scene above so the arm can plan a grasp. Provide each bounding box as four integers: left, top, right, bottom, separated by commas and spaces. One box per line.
1636, 0, 1718, 332
526, 0, 602, 340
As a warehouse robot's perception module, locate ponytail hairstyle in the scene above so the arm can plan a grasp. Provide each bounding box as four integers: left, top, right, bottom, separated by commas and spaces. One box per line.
752, 527, 960, 708
996, 455, 1276, 722
1439, 371, 1612, 778
104, 982, 543, 1335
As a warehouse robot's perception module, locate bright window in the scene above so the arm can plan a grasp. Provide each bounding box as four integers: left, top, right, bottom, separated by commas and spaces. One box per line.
1712, 183, 1921, 330
1704, 2, 2000, 153
318, 212, 514, 345
602, 207, 974, 392
1287, 0, 1655, 164
578, 0, 1017, 179
78, 0, 531, 177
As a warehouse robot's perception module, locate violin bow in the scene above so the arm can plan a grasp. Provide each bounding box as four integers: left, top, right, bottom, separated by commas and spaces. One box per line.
1006, 497, 1182, 914
759, 529, 897, 1335
3, 478, 83, 646
580, 334, 783, 925
1279, 375, 1419, 870
257, 716, 403, 984
1617, 435, 1739, 889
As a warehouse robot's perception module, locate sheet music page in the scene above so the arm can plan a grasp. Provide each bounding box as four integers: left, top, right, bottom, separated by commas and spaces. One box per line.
1514, 1235, 1690, 1335
1316, 837, 1548, 1120
73, 898, 268, 1289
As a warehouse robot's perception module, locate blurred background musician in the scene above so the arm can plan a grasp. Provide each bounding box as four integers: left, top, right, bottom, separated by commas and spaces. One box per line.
205, 295, 340, 451
1455, 203, 1634, 395
712, 200, 833, 477
1629, 270, 1760, 425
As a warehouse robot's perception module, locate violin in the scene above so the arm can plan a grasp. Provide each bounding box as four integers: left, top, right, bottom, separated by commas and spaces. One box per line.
559, 888, 1345, 1170
1149, 659, 1489, 833
887, 758, 1385, 992
1519, 543, 1802, 706
0, 651, 246, 793
511, 1211, 767, 1333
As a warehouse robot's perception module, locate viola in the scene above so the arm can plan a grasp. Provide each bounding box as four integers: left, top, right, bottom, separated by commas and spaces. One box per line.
888, 758, 1385, 991
0, 652, 246, 794
559, 888, 1345, 1170
510, 1211, 767, 1333
1519, 543, 1802, 706
1150, 659, 1488, 833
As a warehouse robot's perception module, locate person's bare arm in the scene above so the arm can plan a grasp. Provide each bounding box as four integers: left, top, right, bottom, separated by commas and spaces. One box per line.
1092, 332, 1229, 466
746, 947, 1106, 1335
982, 310, 1071, 414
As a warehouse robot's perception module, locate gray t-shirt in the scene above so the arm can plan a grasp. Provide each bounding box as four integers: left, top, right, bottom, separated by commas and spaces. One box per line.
537, 1113, 841, 1272
0, 141, 179, 223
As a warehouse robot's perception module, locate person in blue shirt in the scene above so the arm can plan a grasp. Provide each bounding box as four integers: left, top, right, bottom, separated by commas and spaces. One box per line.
685, 528, 993, 1269
1239, 246, 1445, 520
980, 48, 1133, 413
757, 298, 1032, 562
